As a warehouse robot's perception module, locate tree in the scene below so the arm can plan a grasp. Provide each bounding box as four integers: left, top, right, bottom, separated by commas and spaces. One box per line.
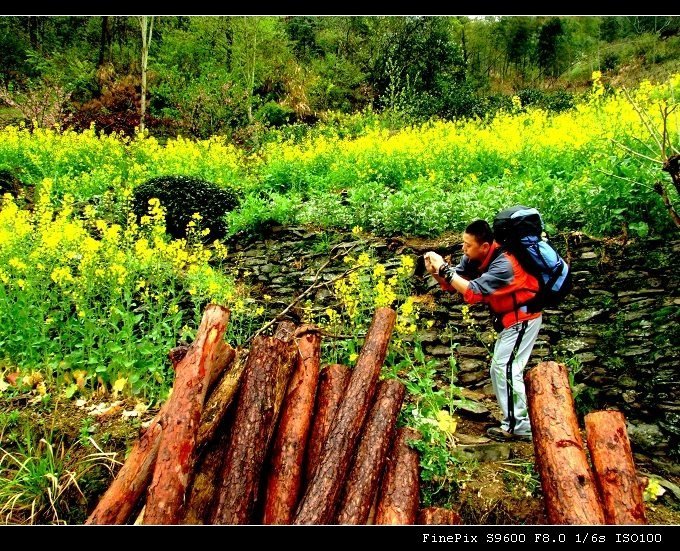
537, 18, 565, 78
139, 16, 154, 134
370, 17, 466, 118
619, 88, 680, 229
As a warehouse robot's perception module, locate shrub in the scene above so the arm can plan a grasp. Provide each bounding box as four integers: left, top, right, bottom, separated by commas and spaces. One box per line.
0, 169, 20, 197
64, 77, 166, 137
0, 80, 71, 129
543, 89, 575, 112
132, 175, 239, 240
0, 168, 32, 207
517, 88, 575, 112
255, 101, 295, 128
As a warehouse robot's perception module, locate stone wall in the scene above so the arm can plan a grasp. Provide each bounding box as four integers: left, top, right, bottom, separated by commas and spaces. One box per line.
227, 228, 680, 460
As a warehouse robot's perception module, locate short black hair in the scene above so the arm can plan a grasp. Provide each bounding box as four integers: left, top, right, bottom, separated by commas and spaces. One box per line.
464, 220, 493, 244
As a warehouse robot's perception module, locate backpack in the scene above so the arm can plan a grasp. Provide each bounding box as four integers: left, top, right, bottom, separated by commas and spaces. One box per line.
493, 205, 572, 312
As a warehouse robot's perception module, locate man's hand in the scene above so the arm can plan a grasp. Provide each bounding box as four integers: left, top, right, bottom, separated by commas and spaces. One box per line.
424, 251, 445, 275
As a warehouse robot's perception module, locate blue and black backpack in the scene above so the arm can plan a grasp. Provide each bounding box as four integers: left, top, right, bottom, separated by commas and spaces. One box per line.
493, 206, 572, 312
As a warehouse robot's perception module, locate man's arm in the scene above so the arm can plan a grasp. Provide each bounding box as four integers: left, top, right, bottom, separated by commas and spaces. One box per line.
424, 251, 470, 295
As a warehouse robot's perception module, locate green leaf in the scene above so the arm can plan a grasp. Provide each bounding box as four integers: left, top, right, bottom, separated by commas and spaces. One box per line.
628, 221, 649, 238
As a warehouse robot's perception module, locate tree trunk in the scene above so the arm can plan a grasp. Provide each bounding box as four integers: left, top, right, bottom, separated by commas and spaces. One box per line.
374, 427, 421, 525
196, 349, 243, 448
211, 328, 297, 524
139, 16, 154, 134
418, 507, 462, 525
585, 410, 647, 525
525, 361, 605, 525
304, 363, 350, 485
86, 310, 233, 525
98, 16, 110, 68
336, 379, 405, 525
86, 412, 164, 525
182, 422, 232, 524
143, 305, 231, 525
263, 329, 321, 524
294, 307, 396, 525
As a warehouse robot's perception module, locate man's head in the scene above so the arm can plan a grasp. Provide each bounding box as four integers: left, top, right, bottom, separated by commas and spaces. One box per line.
462, 220, 493, 263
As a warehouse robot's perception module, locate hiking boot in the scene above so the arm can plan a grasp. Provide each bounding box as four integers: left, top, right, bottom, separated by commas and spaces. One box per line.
486, 426, 533, 442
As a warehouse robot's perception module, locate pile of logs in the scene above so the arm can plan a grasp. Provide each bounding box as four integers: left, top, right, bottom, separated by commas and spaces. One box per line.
526, 361, 647, 525
86, 305, 424, 525
84, 305, 646, 526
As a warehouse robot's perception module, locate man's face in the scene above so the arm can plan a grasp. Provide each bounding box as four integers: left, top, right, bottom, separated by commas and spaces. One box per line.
462, 232, 490, 263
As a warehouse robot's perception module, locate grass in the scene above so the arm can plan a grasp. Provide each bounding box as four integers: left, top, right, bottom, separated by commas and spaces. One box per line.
0, 408, 119, 524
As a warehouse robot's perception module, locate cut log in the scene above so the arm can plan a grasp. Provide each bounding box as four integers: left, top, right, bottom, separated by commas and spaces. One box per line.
274, 320, 296, 341
143, 304, 231, 525
86, 308, 233, 525
374, 427, 421, 525
196, 349, 244, 448
585, 410, 647, 525
85, 417, 163, 525
525, 361, 605, 525
168, 345, 190, 368
211, 327, 298, 524
182, 422, 232, 524
335, 379, 406, 525
304, 363, 351, 485
417, 507, 462, 525
294, 307, 397, 525
366, 489, 379, 525
263, 328, 321, 524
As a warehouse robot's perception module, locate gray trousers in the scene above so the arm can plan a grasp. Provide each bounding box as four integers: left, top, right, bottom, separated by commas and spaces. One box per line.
489, 315, 542, 436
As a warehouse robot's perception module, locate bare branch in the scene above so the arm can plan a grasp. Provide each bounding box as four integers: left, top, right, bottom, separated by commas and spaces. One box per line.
653, 182, 680, 228
660, 103, 680, 156
661, 103, 671, 159
610, 139, 663, 165
622, 86, 665, 155
630, 135, 659, 156
596, 169, 657, 191
249, 258, 360, 343
295, 325, 363, 340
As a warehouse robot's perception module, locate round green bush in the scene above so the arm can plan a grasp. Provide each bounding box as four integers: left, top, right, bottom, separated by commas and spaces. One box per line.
256, 101, 295, 127
132, 175, 239, 240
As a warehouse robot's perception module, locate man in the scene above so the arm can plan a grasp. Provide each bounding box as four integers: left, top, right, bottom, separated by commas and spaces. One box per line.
424, 220, 541, 442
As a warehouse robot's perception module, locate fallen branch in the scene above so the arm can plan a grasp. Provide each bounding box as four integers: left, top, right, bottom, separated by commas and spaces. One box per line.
250, 265, 360, 342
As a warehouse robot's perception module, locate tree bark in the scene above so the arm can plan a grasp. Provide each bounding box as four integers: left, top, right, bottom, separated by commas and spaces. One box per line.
98, 16, 111, 68
196, 349, 243, 448
211, 328, 297, 524
336, 379, 405, 525
143, 305, 231, 525
417, 507, 462, 525
304, 363, 351, 485
138, 16, 154, 134
86, 309, 233, 525
168, 345, 190, 368
375, 427, 421, 525
86, 412, 164, 525
273, 320, 297, 341
263, 329, 321, 524
182, 422, 232, 524
585, 410, 647, 525
294, 307, 397, 525
525, 361, 605, 525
